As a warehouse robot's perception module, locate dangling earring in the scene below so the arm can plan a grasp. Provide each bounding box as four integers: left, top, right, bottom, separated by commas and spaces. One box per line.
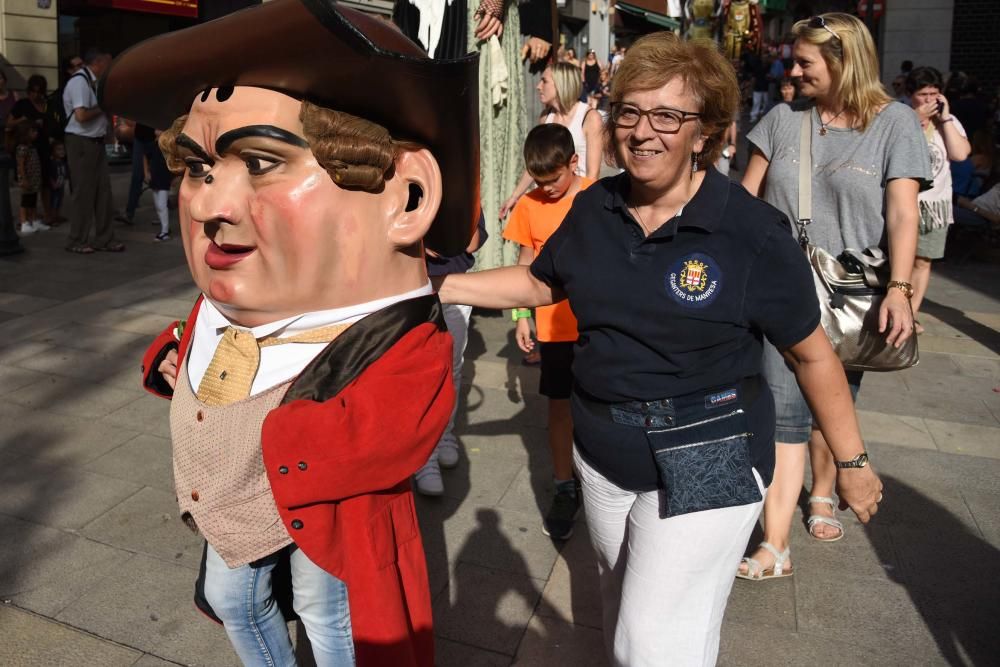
691, 153, 699, 173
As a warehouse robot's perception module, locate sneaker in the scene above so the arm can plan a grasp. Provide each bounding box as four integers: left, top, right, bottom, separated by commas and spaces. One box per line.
154, 232, 171, 242
19, 222, 36, 235
436, 432, 460, 469
32, 219, 51, 231
542, 482, 581, 540
414, 458, 444, 496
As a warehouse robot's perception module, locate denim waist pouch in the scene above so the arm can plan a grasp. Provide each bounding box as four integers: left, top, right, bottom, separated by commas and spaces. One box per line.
580, 377, 763, 518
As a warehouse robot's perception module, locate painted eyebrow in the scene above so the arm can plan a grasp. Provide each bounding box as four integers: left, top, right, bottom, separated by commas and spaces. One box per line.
215, 125, 309, 155
176, 134, 215, 165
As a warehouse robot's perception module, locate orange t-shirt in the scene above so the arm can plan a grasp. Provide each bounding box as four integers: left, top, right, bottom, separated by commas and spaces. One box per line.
503, 177, 595, 342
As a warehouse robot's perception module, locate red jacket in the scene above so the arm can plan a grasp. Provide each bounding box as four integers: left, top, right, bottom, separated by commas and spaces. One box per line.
141, 294, 454, 667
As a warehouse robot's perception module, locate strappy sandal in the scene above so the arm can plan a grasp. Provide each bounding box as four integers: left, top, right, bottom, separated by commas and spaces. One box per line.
807, 495, 845, 542
95, 241, 126, 252
65, 244, 95, 254
736, 541, 793, 581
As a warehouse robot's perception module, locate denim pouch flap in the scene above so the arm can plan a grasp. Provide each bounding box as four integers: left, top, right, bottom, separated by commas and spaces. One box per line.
647, 409, 762, 518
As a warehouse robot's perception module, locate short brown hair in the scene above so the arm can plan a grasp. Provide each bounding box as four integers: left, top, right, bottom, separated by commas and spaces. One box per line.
523, 124, 575, 177
159, 100, 405, 191
605, 32, 738, 167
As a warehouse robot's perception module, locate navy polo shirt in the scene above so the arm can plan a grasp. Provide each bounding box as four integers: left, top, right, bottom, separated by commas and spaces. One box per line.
530, 168, 821, 488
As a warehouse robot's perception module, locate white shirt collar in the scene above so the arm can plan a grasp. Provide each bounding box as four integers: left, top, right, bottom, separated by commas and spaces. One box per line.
199, 281, 435, 339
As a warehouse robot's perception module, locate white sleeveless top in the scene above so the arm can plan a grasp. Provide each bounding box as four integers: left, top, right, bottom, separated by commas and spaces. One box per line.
545, 102, 590, 176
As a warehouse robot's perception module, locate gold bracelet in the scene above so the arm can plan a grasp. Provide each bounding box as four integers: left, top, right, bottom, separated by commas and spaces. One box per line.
886, 280, 914, 298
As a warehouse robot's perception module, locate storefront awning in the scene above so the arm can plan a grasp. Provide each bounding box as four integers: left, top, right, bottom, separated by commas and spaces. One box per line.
615, 1, 681, 31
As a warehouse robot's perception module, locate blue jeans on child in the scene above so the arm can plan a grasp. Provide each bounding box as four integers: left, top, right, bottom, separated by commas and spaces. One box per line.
203, 543, 355, 667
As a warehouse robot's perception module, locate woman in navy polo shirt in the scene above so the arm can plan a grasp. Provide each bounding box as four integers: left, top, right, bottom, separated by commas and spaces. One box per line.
437, 32, 883, 665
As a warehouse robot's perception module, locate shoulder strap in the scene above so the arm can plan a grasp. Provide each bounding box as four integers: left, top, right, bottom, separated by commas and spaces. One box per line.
796, 111, 812, 245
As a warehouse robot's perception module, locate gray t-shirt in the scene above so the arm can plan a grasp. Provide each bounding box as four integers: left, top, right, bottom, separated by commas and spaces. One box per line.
747, 100, 930, 257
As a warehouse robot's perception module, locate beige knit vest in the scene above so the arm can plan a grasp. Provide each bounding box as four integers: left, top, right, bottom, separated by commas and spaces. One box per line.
171, 369, 293, 568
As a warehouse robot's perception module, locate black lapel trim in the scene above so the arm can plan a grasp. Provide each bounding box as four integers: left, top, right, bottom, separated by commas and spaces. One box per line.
282, 294, 445, 405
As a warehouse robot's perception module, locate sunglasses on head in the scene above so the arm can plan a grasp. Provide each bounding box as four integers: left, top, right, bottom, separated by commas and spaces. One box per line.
808, 15, 840, 41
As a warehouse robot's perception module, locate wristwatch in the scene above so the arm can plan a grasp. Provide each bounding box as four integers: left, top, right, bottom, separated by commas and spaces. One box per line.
835, 452, 870, 469
886, 280, 914, 298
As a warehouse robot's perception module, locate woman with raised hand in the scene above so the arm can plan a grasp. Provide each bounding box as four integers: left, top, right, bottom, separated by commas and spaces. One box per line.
438, 32, 883, 665
739, 13, 928, 580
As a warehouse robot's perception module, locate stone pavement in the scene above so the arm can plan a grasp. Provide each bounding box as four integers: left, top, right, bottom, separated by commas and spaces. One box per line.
0, 171, 998, 666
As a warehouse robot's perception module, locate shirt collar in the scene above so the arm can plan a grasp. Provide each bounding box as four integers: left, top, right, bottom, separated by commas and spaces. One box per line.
603, 167, 731, 235
201, 281, 434, 339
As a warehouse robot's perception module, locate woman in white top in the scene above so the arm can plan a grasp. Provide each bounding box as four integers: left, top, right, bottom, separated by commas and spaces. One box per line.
906, 66, 970, 333
499, 61, 603, 217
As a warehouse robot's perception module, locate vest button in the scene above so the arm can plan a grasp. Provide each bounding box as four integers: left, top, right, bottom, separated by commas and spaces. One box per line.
279, 466, 289, 474
291, 519, 303, 530
297, 461, 307, 471
196, 410, 204, 422
191, 490, 200, 501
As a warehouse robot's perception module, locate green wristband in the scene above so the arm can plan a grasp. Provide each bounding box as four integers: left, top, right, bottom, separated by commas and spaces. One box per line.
511, 308, 532, 321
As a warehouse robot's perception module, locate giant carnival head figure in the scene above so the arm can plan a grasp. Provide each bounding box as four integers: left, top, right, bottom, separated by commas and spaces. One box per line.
100, 0, 479, 327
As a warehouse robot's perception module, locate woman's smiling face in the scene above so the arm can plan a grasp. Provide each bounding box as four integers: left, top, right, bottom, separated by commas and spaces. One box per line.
613, 78, 705, 191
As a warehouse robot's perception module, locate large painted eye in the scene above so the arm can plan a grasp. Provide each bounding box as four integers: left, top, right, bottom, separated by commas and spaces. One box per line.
244, 155, 281, 176
184, 158, 210, 178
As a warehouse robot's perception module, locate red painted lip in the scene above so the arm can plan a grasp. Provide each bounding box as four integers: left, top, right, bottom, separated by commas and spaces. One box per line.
204, 242, 256, 269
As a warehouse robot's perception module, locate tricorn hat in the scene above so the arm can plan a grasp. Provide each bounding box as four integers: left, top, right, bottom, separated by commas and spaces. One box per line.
99, 0, 479, 255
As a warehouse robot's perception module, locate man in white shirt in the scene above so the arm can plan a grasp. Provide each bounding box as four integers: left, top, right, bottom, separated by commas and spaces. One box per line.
62, 47, 123, 253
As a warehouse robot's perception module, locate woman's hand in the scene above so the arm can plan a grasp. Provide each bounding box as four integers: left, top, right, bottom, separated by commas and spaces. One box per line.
474, 13, 503, 40
498, 195, 519, 219
878, 288, 914, 347
515, 317, 535, 353
158, 348, 178, 390
932, 93, 952, 123
915, 96, 940, 125
521, 37, 552, 63
835, 465, 883, 523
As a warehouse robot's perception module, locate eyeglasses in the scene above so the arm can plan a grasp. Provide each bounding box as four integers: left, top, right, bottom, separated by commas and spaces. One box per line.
808, 15, 840, 41
610, 103, 701, 133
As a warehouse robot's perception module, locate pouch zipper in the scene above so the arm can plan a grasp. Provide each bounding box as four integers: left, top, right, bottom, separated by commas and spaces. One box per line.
656, 432, 753, 451
647, 408, 743, 434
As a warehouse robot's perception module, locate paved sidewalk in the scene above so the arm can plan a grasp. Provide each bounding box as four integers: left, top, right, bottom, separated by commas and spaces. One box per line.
0, 173, 998, 666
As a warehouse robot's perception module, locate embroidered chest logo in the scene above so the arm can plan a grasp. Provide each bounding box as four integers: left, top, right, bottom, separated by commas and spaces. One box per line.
666, 253, 722, 308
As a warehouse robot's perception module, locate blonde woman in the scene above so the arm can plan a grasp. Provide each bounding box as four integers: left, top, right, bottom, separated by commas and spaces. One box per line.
498, 61, 603, 217
738, 13, 929, 580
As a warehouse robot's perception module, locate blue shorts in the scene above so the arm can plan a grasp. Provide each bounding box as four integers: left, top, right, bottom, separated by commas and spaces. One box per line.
762, 341, 862, 444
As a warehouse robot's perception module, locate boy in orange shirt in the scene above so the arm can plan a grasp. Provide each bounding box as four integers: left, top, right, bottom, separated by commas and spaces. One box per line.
503, 124, 595, 540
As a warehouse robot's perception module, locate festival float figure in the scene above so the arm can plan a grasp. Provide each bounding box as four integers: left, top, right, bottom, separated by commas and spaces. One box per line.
685, 0, 721, 41
721, 0, 761, 59
99, 1, 479, 665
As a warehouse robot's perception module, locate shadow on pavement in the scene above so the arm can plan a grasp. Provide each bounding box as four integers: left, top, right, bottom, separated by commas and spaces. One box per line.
920, 297, 1000, 355
867, 475, 1000, 666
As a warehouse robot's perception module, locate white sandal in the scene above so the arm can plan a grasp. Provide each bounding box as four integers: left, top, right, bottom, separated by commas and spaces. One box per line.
736, 541, 793, 581
807, 495, 845, 542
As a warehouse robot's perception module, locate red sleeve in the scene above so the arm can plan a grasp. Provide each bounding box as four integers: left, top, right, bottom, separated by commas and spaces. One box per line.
140, 297, 202, 399
263, 323, 454, 507
141, 324, 180, 399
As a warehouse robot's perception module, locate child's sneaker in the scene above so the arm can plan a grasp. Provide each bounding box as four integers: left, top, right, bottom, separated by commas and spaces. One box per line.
542, 479, 581, 540
32, 219, 51, 231
414, 457, 444, 496
19, 221, 36, 235
154, 232, 171, 242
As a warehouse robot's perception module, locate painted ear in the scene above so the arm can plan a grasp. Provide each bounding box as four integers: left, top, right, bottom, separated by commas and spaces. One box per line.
386, 147, 442, 248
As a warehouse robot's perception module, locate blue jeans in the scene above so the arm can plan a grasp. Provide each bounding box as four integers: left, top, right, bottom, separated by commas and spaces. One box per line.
203, 544, 355, 667
762, 341, 862, 443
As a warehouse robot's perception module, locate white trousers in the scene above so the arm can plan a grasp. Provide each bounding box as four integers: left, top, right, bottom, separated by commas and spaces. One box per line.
574, 448, 765, 667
